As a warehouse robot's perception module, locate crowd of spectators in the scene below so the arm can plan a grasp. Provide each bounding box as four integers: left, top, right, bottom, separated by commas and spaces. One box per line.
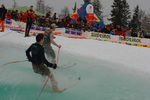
64, 18, 150, 39
2, 5, 150, 39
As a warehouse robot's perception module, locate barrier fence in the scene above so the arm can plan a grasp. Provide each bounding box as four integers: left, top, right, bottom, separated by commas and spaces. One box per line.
1, 19, 150, 48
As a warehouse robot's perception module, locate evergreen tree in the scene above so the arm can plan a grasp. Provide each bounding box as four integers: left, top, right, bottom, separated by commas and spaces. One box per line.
141, 15, 150, 31
36, 0, 45, 14
45, 5, 54, 13
12, 0, 17, 8
72, 2, 77, 13
110, 0, 131, 27
110, 0, 123, 26
138, 9, 145, 22
129, 5, 141, 31
138, 9, 150, 30
83, 0, 91, 3
92, 0, 103, 20
59, 7, 70, 18
121, 0, 131, 27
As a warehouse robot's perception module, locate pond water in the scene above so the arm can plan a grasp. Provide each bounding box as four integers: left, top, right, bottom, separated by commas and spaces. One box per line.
0, 42, 150, 100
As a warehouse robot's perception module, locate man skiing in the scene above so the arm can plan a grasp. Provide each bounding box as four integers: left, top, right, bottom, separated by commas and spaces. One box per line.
26, 34, 62, 92
43, 24, 61, 64
0, 4, 7, 32
25, 5, 36, 37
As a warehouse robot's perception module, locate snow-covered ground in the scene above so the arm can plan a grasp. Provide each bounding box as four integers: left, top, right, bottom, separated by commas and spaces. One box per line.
1, 30, 150, 74
0, 30, 150, 100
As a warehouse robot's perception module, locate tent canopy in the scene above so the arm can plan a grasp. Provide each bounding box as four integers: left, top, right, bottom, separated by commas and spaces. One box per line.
8, 6, 44, 16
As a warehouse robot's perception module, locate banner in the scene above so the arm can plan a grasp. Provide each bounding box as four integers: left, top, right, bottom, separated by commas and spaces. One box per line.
90, 32, 150, 47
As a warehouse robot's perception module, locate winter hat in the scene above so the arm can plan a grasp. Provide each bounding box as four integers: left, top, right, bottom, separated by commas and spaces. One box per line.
50, 23, 57, 29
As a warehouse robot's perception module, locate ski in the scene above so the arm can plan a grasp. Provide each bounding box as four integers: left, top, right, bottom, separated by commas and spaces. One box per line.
60, 77, 81, 92
62, 77, 81, 92
58, 63, 77, 69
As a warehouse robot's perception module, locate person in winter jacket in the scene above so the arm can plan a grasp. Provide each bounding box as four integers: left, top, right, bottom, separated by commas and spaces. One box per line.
0, 4, 7, 32
25, 5, 36, 37
26, 34, 63, 92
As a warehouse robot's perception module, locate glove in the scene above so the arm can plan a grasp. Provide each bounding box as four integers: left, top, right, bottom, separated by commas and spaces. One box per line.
52, 64, 57, 69
27, 57, 33, 62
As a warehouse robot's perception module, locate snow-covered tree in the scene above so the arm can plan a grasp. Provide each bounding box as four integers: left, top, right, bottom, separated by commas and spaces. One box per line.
129, 5, 141, 31
121, 0, 131, 27
59, 7, 70, 18
36, 0, 45, 14
12, 0, 17, 8
110, 0, 131, 27
83, 0, 91, 3
141, 16, 150, 31
92, 0, 103, 20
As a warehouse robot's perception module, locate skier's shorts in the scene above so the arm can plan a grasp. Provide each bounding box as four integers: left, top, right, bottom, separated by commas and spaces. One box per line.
32, 63, 51, 76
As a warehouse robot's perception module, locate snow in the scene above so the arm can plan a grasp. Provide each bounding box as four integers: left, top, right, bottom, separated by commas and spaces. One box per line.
1, 29, 150, 100
0, 30, 150, 74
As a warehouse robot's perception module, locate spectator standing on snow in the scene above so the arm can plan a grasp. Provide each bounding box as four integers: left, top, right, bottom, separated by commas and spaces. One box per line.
52, 13, 57, 20
46, 10, 51, 18
0, 4, 7, 32
25, 5, 36, 37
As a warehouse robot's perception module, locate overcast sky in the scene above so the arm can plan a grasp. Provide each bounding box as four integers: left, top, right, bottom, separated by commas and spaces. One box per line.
1, 0, 150, 14
1, 0, 150, 23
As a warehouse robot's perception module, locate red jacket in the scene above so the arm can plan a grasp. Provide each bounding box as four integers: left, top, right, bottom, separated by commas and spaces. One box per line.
26, 10, 36, 19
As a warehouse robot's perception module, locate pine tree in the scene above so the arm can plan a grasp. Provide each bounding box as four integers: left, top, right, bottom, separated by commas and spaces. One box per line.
83, 0, 91, 3
138, 9, 149, 30
110, 0, 131, 27
92, 0, 103, 20
59, 7, 70, 18
72, 2, 77, 13
12, 0, 17, 8
138, 9, 145, 22
36, 0, 45, 14
129, 5, 141, 31
110, 0, 123, 26
121, 0, 131, 27
45, 5, 54, 13
141, 15, 150, 31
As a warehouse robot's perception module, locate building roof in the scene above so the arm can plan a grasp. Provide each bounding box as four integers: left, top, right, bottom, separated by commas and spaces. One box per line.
8, 6, 44, 16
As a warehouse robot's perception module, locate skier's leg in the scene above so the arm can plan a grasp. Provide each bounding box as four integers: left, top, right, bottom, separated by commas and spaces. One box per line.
48, 71, 62, 92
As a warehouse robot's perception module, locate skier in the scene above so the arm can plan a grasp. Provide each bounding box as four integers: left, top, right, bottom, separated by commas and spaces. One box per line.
43, 23, 61, 64
26, 34, 62, 92
0, 4, 7, 32
25, 5, 36, 37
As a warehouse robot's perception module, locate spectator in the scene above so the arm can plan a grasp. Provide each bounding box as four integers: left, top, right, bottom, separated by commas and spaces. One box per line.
7, 10, 12, 19
39, 16, 46, 27
0, 4, 7, 32
25, 5, 36, 37
46, 10, 51, 18
52, 13, 57, 20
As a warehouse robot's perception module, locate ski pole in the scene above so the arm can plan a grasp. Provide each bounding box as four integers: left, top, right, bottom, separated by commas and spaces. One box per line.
36, 77, 49, 100
37, 48, 61, 100
56, 48, 60, 64
3, 60, 28, 66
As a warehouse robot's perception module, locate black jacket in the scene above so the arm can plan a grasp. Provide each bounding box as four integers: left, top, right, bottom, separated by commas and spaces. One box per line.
26, 43, 53, 68
0, 7, 7, 20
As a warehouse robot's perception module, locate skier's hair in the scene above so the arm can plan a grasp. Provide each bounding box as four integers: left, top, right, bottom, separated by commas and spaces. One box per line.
36, 34, 44, 42
50, 23, 57, 29
1, 4, 5, 8
30, 5, 33, 8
